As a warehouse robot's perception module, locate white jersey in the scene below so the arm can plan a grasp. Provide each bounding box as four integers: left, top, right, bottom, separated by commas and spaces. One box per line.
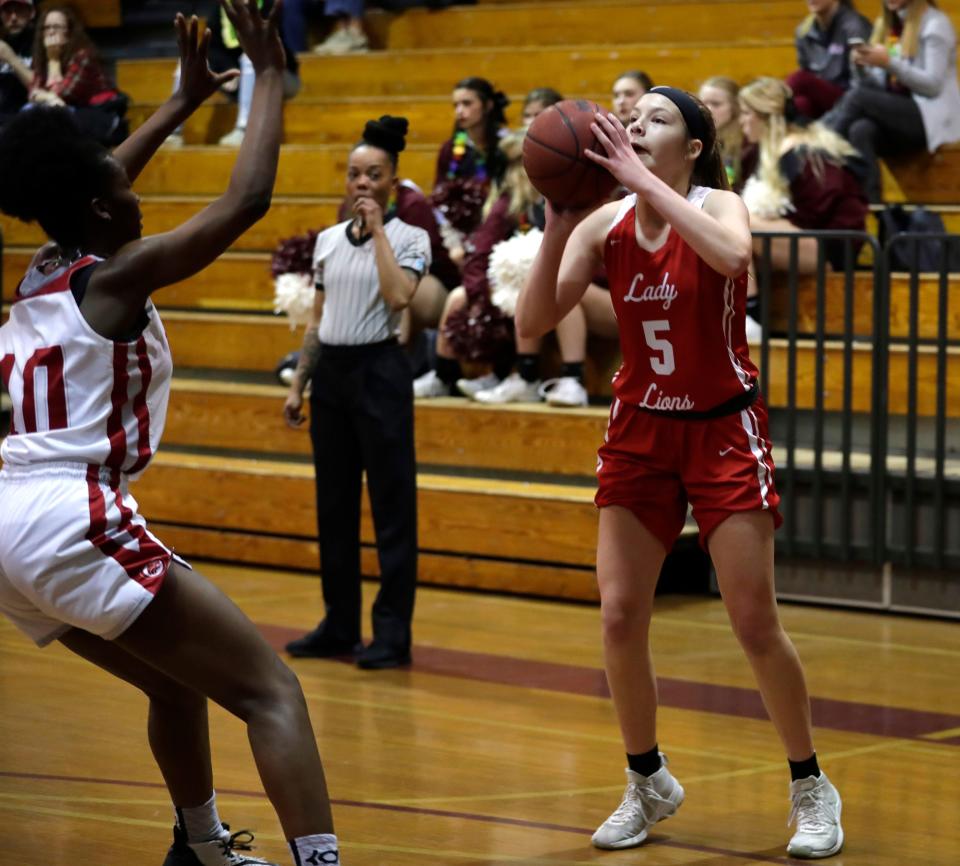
0, 255, 172, 479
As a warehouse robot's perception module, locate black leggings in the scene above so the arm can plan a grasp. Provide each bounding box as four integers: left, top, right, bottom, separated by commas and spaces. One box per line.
826, 86, 927, 202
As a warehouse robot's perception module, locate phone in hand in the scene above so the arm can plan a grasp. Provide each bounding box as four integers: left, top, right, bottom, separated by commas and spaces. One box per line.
847, 37, 865, 47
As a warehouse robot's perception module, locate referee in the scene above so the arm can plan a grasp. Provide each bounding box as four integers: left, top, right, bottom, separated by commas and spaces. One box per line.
283, 116, 431, 670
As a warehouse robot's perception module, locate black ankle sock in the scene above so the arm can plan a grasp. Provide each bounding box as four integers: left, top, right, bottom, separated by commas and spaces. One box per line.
746, 295, 761, 321
435, 356, 461, 386
789, 753, 820, 782
561, 361, 584, 381
517, 353, 540, 383
626, 745, 662, 777
492, 353, 514, 381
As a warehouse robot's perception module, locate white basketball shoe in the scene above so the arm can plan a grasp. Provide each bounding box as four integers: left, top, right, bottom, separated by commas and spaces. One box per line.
787, 773, 844, 859
591, 757, 685, 849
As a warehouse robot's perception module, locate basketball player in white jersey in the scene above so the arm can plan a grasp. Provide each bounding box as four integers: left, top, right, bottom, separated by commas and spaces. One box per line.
516, 89, 843, 859
0, 4, 342, 865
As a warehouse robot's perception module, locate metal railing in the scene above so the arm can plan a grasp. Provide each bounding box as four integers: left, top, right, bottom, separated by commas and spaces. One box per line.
753, 229, 959, 576
880, 233, 960, 572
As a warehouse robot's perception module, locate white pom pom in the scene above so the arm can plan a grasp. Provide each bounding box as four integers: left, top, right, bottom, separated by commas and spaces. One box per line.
741, 176, 795, 220
487, 228, 544, 316
273, 272, 316, 331
439, 221, 466, 254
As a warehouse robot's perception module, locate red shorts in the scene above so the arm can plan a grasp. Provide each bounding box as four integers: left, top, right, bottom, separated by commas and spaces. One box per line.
595, 396, 782, 551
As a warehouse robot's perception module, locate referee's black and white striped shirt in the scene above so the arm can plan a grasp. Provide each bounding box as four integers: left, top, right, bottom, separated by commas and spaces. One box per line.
312, 217, 432, 346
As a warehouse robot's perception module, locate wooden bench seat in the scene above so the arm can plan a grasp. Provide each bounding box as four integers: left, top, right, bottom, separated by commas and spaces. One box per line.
164, 379, 608, 474
0, 196, 341, 253
881, 145, 960, 205
152, 311, 959, 416
133, 449, 607, 599
116, 41, 795, 104
368, 0, 800, 50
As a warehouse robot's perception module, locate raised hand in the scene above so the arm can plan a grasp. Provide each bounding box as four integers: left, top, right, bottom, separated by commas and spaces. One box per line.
220, 0, 285, 74
174, 12, 240, 107
586, 111, 653, 192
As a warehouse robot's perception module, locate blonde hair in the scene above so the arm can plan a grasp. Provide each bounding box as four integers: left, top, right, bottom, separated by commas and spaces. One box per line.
739, 77, 860, 200
701, 76, 743, 181
871, 0, 932, 59
482, 130, 539, 220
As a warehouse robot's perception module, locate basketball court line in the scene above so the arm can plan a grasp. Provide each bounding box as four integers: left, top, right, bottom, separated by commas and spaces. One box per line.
279, 631, 960, 743
0, 776, 811, 865
655, 614, 960, 659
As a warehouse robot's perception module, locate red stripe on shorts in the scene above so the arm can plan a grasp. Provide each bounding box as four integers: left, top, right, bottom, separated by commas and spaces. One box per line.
85, 465, 169, 594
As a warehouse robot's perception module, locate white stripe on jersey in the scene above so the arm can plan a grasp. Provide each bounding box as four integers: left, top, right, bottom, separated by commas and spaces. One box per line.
314, 217, 432, 346
723, 276, 753, 391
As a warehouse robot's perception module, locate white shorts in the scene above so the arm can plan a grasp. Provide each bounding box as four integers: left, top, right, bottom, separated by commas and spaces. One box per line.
0, 462, 179, 646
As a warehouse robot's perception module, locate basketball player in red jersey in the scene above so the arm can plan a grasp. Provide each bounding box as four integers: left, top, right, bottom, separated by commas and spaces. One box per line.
516, 88, 844, 860
0, 4, 342, 866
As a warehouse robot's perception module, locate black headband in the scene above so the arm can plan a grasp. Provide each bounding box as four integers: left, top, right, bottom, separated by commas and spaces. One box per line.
649, 86, 710, 144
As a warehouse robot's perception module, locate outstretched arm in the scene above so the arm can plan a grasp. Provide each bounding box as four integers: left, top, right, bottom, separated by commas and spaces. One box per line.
587, 112, 752, 278
112, 13, 241, 183
84, 0, 286, 340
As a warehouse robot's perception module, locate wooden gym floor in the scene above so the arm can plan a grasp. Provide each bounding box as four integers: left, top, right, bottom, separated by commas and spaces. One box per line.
1, 562, 958, 866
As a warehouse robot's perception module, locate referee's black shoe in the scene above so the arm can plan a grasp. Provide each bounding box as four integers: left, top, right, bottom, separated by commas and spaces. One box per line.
285, 624, 361, 658
357, 640, 412, 670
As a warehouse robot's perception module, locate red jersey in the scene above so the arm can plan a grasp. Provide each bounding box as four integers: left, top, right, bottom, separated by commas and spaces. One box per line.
603, 187, 757, 415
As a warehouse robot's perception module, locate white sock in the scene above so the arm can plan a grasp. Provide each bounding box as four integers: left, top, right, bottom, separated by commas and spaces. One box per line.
175, 791, 224, 844
290, 833, 339, 865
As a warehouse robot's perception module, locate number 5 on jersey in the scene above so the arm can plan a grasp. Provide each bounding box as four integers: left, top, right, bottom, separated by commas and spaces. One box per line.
642, 320, 675, 376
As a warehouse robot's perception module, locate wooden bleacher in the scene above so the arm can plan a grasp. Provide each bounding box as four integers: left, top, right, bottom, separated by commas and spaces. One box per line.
3, 0, 959, 598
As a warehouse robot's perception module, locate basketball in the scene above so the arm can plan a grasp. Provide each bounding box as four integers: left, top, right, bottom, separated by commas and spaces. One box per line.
522, 99, 619, 209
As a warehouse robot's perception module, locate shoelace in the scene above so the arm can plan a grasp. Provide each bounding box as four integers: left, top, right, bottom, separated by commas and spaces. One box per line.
217, 828, 271, 865
608, 781, 672, 827
788, 788, 832, 832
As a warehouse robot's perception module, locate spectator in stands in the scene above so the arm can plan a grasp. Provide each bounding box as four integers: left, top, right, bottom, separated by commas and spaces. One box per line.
0, 0, 35, 127
205, 0, 300, 146
699, 76, 752, 190
823, 0, 960, 202
739, 76, 868, 332
166, 0, 299, 147
27, 5, 126, 145
415, 130, 540, 399
432, 76, 509, 267
788, 0, 872, 119
312, 1, 368, 54
416, 131, 618, 407
284, 116, 429, 671
521, 86, 563, 125
612, 70, 653, 124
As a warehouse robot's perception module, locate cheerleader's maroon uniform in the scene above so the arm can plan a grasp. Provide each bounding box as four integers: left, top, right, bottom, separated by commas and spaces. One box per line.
595, 186, 782, 550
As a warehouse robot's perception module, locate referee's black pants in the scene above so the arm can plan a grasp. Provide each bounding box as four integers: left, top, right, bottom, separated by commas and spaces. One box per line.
308, 340, 418, 651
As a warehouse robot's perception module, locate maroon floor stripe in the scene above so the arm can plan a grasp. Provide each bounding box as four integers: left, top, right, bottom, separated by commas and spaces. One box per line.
0, 770, 803, 863
262, 624, 960, 743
